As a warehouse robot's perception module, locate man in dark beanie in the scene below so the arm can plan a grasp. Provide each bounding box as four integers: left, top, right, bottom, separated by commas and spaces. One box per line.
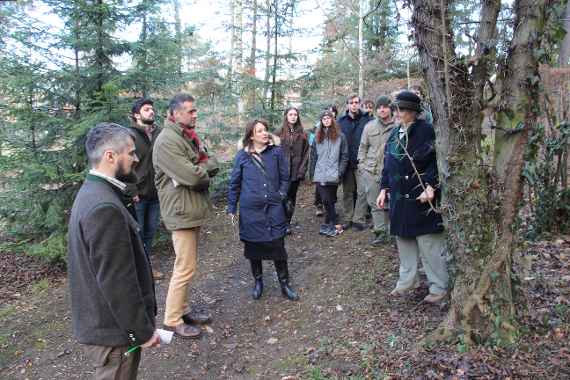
355, 95, 396, 246
377, 90, 449, 303
126, 98, 163, 280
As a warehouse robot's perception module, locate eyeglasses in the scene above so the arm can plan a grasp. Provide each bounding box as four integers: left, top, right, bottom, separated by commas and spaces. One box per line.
349, 101, 360, 104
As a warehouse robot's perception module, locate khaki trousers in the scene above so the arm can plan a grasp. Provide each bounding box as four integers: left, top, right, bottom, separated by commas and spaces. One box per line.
395, 233, 448, 295
352, 169, 389, 233
83, 344, 140, 380
341, 167, 358, 222
164, 227, 200, 326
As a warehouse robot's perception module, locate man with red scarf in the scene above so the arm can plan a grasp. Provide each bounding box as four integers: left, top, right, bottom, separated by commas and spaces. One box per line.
153, 94, 219, 338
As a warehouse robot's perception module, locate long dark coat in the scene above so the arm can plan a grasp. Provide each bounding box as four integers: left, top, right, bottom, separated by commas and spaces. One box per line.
277, 127, 310, 181
227, 145, 290, 242
379, 119, 444, 237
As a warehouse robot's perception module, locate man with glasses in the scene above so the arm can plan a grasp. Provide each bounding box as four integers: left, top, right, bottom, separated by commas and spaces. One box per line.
337, 95, 373, 229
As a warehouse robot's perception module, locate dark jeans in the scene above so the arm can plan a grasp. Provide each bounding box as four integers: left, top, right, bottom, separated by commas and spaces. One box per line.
317, 184, 339, 225
314, 184, 322, 207
135, 198, 161, 257
286, 180, 301, 223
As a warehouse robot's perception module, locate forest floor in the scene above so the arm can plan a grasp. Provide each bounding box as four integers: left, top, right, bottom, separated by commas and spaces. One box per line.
0, 184, 569, 379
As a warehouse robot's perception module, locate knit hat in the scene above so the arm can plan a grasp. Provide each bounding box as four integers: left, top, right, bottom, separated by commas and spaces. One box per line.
394, 91, 421, 112
131, 98, 154, 115
375, 95, 391, 109
320, 110, 335, 120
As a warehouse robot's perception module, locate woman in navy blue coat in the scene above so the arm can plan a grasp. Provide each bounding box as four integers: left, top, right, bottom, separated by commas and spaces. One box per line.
227, 119, 300, 301
377, 91, 448, 303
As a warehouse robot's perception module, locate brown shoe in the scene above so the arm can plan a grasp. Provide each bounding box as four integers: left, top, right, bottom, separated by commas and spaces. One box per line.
423, 293, 446, 303
182, 311, 212, 325
165, 323, 201, 339
152, 270, 164, 280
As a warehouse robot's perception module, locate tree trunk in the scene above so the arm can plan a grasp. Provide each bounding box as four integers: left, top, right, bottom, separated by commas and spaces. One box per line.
94, 0, 105, 93
73, 11, 81, 118
270, 0, 278, 125
410, 0, 547, 345
263, 0, 271, 109
358, 0, 364, 98
247, 0, 258, 111
140, 2, 149, 98
558, 0, 570, 66
173, 0, 182, 79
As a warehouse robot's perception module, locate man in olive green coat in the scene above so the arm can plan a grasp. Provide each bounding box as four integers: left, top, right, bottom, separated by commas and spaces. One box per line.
354, 96, 396, 246
153, 93, 219, 339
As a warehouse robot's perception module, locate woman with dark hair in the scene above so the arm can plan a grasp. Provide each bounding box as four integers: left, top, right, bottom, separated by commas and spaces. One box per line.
277, 107, 310, 233
227, 119, 300, 301
311, 110, 349, 236
310, 105, 338, 217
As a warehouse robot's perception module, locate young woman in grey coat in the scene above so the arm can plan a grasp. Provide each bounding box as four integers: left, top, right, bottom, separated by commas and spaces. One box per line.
310, 110, 349, 237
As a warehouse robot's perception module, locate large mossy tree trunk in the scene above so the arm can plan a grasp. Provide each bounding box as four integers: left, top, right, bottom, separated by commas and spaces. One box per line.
410, 0, 546, 345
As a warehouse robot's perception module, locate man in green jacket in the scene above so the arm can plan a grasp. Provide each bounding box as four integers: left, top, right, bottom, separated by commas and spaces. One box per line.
153, 94, 218, 339
68, 123, 160, 379
354, 96, 396, 246
125, 98, 163, 280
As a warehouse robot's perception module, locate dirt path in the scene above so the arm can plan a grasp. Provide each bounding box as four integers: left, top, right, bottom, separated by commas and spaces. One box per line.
1, 184, 569, 379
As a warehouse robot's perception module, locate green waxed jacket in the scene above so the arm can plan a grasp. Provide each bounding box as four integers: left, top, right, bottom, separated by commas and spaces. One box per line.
152, 120, 219, 230
357, 118, 396, 176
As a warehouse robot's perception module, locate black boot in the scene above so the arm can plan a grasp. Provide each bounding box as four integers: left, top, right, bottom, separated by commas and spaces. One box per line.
250, 260, 263, 300
275, 260, 300, 301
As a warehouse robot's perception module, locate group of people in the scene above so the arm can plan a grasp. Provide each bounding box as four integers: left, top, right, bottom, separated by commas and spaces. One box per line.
67, 88, 448, 380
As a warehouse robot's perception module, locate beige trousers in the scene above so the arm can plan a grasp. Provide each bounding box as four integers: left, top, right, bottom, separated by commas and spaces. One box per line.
164, 227, 200, 326
395, 232, 448, 295
341, 167, 358, 222
83, 344, 140, 380
352, 169, 389, 233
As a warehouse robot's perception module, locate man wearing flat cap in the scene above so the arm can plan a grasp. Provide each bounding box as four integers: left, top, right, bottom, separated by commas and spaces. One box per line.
377, 90, 449, 303
355, 95, 396, 246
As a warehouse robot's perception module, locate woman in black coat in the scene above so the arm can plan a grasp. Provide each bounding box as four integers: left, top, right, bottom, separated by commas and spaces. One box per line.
277, 107, 310, 233
377, 91, 448, 303
227, 119, 299, 301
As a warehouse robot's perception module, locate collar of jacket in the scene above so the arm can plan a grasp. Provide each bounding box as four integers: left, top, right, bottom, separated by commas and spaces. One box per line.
85, 173, 132, 206
163, 118, 188, 136
344, 109, 363, 120
244, 142, 275, 154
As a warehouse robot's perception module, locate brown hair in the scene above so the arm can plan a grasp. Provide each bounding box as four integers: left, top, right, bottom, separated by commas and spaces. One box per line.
316, 111, 340, 144
242, 119, 269, 151
279, 106, 306, 142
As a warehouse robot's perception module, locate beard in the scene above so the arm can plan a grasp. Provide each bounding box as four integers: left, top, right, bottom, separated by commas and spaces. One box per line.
115, 165, 137, 183
141, 116, 154, 126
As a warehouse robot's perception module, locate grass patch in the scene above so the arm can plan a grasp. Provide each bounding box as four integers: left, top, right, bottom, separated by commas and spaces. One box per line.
0, 304, 17, 320
30, 278, 50, 295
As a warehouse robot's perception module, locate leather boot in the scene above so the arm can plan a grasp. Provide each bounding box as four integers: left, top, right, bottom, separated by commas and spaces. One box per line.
250, 259, 263, 300
275, 260, 299, 301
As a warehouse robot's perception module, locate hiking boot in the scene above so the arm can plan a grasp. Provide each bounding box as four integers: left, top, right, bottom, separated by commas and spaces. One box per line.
165, 323, 201, 339
319, 224, 330, 235
352, 222, 367, 231
370, 231, 390, 247
390, 279, 420, 296
424, 292, 446, 303
279, 280, 300, 301
315, 205, 324, 217
325, 226, 338, 237
182, 311, 212, 325
252, 278, 263, 300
